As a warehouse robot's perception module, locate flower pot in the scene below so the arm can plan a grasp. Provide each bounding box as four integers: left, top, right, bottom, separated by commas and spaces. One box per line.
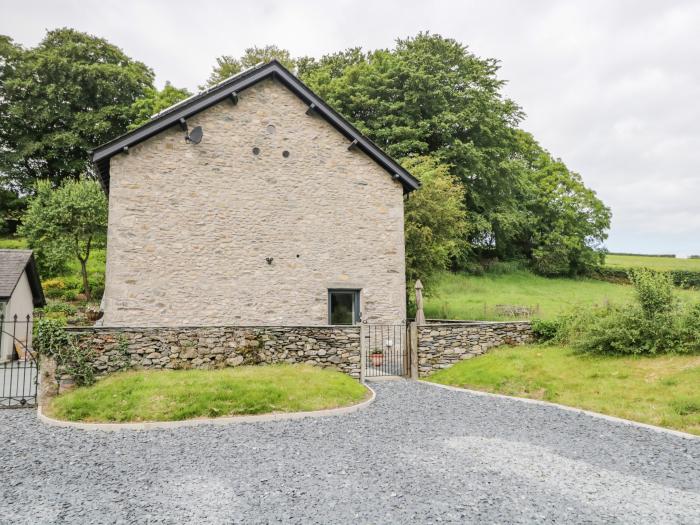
86, 310, 103, 322
370, 353, 383, 367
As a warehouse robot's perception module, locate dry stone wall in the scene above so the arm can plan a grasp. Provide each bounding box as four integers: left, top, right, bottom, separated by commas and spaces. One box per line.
65, 325, 362, 379
417, 322, 533, 377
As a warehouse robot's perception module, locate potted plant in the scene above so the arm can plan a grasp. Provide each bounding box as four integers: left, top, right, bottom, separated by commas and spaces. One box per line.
85, 306, 103, 322
370, 349, 384, 367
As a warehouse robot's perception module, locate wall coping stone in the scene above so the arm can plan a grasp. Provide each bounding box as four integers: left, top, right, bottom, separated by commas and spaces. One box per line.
66, 325, 361, 332
422, 320, 532, 328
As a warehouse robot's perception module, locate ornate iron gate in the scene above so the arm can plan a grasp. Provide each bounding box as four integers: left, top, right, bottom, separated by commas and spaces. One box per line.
0, 315, 39, 408
363, 324, 409, 378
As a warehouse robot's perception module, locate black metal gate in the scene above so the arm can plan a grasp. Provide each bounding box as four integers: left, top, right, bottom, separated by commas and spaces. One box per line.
364, 324, 409, 378
1, 315, 38, 408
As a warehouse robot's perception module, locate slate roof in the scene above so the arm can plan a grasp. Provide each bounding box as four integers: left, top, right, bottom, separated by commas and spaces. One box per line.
0, 249, 45, 306
91, 60, 420, 194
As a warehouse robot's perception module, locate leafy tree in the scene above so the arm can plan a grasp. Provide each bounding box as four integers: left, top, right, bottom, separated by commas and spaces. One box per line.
0, 187, 26, 234
296, 48, 367, 78
202, 55, 240, 88
629, 268, 674, 318
514, 132, 611, 275
403, 156, 469, 289
203, 45, 296, 87
301, 33, 525, 258
300, 33, 609, 272
0, 28, 154, 192
20, 178, 107, 300
129, 82, 192, 129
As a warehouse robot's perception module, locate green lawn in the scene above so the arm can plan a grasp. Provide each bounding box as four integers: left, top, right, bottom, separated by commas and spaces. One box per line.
605, 254, 700, 271
423, 270, 699, 321
427, 345, 700, 435
45, 364, 369, 423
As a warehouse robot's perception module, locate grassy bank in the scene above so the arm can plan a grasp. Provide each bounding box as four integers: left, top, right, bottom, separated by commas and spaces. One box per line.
605, 254, 700, 271
45, 364, 368, 423
427, 345, 700, 435
423, 270, 699, 321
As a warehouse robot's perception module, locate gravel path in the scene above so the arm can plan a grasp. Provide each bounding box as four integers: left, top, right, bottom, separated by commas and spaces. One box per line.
1, 380, 699, 524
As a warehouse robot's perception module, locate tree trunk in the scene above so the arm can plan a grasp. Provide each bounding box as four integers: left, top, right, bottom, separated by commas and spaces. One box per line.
79, 258, 91, 301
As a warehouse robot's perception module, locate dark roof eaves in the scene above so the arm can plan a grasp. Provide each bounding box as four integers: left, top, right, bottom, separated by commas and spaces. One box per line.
25, 254, 46, 307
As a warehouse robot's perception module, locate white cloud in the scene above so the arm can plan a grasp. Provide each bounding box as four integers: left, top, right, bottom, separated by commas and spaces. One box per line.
2, 0, 699, 254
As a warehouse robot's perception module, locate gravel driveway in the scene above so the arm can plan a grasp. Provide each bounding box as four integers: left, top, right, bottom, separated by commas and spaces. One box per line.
1, 380, 699, 524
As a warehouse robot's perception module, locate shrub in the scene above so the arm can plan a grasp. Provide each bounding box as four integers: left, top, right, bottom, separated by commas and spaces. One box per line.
541, 270, 700, 355
590, 266, 700, 289
42, 278, 67, 299
485, 260, 526, 275
88, 273, 105, 300
531, 318, 560, 342
34, 318, 95, 386
461, 260, 486, 276
60, 289, 79, 302
628, 268, 674, 317
531, 243, 572, 277
37, 302, 77, 320
34, 318, 70, 355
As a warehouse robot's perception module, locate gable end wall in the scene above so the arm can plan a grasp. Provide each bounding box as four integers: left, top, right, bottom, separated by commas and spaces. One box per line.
103, 79, 406, 326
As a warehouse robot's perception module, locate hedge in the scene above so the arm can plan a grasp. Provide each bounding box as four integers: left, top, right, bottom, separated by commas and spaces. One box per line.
591, 267, 700, 289
608, 252, 676, 258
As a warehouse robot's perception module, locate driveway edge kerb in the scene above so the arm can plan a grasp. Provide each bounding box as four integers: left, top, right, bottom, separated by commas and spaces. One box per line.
420, 380, 699, 440
36, 384, 375, 432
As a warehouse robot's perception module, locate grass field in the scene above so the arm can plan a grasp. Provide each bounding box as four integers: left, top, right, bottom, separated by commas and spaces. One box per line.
427, 345, 700, 435
605, 254, 700, 271
45, 364, 369, 422
423, 270, 699, 321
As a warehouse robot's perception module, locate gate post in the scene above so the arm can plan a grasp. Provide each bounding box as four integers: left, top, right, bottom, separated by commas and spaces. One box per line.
359, 323, 368, 383
409, 321, 419, 380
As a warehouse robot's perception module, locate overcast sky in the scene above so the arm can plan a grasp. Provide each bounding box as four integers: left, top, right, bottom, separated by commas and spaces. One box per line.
3, 0, 699, 255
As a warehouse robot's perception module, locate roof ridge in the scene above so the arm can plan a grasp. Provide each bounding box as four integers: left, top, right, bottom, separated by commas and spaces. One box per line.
91, 60, 420, 194
150, 61, 269, 120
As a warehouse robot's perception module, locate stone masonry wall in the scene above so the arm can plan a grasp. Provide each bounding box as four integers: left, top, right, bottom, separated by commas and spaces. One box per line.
66, 325, 362, 379
417, 322, 533, 377
104, 78, 406, 327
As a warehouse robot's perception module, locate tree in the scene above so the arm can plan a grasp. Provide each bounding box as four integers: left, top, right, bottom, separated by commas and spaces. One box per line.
0, 28, 154, 192
300, 33, 525, 259
296, 48, 367, 78
403, 156, 469, 289
0, 187, 26, 235
20, 178, 107, 300
202, 55, 240, 88
129, 82, 192, 129
203, 45, 296, 87
513, 131, 611, 276
300, 33, 609, 272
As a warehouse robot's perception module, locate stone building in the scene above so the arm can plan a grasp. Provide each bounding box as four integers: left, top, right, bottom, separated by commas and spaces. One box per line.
91, 60, 419, 327
0, 250, 45, 362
